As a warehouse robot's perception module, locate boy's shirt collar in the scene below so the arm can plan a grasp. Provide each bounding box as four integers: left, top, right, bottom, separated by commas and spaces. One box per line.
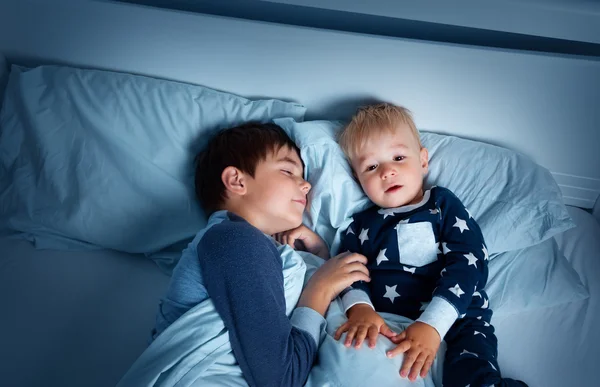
377, 188, 433, 217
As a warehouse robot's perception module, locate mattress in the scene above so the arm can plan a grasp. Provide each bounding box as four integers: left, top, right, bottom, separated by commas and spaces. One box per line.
0, 206, 598, 387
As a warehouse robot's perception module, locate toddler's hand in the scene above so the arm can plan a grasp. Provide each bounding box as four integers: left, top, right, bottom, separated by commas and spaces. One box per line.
334, 304, 397, 349
387, 321, 440, 381
274, 224, 330, 259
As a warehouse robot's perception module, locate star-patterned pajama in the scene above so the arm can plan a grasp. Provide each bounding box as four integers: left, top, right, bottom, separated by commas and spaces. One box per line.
339, 187, 526, 387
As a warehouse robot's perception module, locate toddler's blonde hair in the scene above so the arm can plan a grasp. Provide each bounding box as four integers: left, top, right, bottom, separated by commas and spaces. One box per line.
338, 103, 421, 160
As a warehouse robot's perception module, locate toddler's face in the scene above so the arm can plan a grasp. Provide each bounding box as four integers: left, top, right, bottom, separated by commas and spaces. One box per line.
351, 124, 428, 209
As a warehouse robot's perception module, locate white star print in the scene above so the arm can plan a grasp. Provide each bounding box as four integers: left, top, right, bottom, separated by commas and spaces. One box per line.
481, 298, 489, 309
420, 301, 429, 311
474, 331, 487, 338
489, 361, 497, 371
465, 208, 473, 219
442, 242, 451, 255
449, 284, 465, 297
459, 313, 466, 318
346, 227, 355, 235
383, 285, 400, 303
464, 252, 478, 268
460, 349, 479, 358
358, 228, 369, 245
484, 321, 490, 327
482, 244, 489, 261
477, 316, 482, 320
403, 266, 416, 274
440, 268, 447, 276
436, 242, 442, 255
379, 208, 396, 219
429, 208, 439, 215
453, 217, 469, 233
473, 291, 482, 298
376, 249, 389, 266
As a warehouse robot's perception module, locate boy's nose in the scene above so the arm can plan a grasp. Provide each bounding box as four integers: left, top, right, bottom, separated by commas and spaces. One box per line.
380, 165, 397, 180
300, 179, 311, 193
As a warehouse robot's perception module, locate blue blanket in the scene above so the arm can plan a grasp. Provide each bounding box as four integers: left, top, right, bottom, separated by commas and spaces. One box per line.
118, 247, 444, 387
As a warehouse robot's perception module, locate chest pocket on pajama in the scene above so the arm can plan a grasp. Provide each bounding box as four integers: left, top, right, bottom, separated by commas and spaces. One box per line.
396, 222, 439, 267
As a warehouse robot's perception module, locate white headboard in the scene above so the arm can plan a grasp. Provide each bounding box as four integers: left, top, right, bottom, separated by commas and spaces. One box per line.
0, 0, 599, 211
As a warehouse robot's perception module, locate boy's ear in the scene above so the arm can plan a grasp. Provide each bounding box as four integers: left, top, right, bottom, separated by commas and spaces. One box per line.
221, 166, 247, 196
420, 147, 429, 174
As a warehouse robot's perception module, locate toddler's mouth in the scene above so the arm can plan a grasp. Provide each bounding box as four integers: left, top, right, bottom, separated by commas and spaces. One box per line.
385, 185, 402, 193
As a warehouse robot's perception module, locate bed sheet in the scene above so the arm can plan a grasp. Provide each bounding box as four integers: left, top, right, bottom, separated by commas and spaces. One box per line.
492, 206, 600, 386
0, 238, 170, 387
0, 206, 598, 387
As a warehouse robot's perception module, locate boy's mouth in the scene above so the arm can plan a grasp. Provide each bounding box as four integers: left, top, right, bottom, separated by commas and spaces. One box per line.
292, 199, 307, 206
385, 185, 402, 193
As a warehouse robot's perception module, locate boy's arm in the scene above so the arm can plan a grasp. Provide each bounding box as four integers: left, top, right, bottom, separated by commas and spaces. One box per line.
417, 190, 488, 340
199, 222, 326, 387
338, 219, 374, 313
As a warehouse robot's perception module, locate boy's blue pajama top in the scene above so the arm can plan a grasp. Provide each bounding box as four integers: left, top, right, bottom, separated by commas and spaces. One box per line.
151, 211, 326, 387
341, 186, 513, 387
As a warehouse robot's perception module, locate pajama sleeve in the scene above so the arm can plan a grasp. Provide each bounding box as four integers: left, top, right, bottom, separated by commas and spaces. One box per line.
199, 221, 326, 387
418, 188, 489, 340
338, 218, 375, 313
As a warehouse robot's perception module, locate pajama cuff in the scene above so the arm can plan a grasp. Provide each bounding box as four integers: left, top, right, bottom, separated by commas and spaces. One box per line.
417, 296, 459, 340
290, 306, 327, 347
341, 289, 375, 314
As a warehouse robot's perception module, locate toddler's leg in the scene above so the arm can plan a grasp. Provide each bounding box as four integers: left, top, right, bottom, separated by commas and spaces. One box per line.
442, 317, 528, 387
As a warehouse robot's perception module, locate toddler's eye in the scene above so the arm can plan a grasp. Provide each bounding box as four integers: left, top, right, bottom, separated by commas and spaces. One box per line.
366, 165, 377, 172
394, 156, 405, 161
282, 170, 293, 175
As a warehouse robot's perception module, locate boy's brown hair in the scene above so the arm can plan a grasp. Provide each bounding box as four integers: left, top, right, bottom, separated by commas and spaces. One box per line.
338, 103, 421, 160
195, 122, 300, 215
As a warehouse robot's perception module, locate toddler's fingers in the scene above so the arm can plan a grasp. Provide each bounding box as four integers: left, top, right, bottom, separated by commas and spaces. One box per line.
380, 324, 397, 339
420, 356, 434, 378
408, 353, 427, 381
399, 348, 419, 378
345, 325, 359, 347
334, 322, 349, 340
354, 326, 369, 349
387, 340, 411, 358
367, 326, 379, 348
390, 330, 406, 343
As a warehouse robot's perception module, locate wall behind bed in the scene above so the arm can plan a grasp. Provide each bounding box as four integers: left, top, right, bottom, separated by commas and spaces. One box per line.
0, 0, 598, 212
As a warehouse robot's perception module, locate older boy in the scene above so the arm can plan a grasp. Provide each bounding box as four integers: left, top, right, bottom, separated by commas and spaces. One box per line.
333, 104, 527, 387
151, 122, 370, 387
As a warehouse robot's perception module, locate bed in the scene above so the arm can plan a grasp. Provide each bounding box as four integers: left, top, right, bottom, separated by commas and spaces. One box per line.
1, 1, 599, 386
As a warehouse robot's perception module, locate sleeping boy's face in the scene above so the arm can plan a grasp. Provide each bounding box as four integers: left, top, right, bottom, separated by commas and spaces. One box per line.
350, 123, 428, 209
243, 145, 311, 235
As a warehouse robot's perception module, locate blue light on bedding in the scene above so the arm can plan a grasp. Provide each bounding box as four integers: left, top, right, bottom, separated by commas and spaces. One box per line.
117, 246, 443, 387
0, 64, 306, 272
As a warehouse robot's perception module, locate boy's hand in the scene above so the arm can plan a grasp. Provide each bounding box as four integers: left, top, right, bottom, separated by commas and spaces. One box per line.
386, 321, 440, 381
274, 225, 330, 259
334, 304, 397, 349
299, 252, 370, 316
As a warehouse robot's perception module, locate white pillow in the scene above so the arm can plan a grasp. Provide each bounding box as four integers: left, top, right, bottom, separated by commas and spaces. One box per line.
486, 238, 589, 319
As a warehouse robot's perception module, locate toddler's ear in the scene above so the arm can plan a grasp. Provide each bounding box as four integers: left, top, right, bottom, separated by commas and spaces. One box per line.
221, 166, 247, 196
420, 147, 429, 174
